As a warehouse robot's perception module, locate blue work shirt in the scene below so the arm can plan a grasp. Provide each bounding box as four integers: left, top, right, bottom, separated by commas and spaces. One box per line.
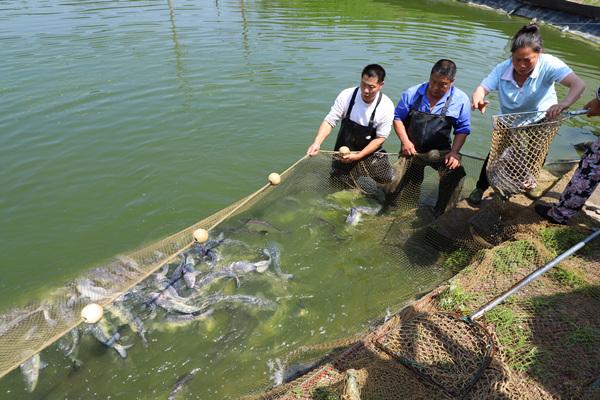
394, 83, 471, 135
481, 53, 572, 114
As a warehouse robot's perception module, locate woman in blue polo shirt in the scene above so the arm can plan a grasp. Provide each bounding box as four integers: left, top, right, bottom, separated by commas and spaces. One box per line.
468, 23, 586, 204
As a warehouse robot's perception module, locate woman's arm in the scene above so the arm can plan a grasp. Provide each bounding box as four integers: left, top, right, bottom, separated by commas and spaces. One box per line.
546, 72, 586, 119
471, 85, 490, 114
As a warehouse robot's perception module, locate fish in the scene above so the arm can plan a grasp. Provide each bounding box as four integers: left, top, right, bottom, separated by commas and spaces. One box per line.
222, 255, 270, 275
0, 306, 56, 336
58, 328, 82, 367
510, 112, 546, 128
164, 309, 214, 327
167, 367, 202, 400
87, 318, 132, 359
19, 353, 44, 393
244, 219, 281, 234
488, 146, 537, 198
342, 369, 361, 400
193, 270, 240, 291
19, 354, 41, 390
115, 255, 143, 272
198, 294, 276, 311
149, 292, 206, 315
345, 207, 362, 226
182, 254, 200, 289
267, 358, 285, 386
75, 278, 113, 301
266, 242, 293, 280
193, 232, 225, 256
107, 302, 149, 347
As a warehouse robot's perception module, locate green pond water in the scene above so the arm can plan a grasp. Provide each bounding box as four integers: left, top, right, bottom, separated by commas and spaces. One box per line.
1, 0, 599, 398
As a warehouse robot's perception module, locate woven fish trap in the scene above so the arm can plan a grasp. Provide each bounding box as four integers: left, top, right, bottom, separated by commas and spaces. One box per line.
375, 312, 495, 398
487, 111, 564, 199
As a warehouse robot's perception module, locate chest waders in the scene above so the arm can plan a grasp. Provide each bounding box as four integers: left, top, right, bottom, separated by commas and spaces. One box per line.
331, 88, 393, 188
393, 90, 466, 216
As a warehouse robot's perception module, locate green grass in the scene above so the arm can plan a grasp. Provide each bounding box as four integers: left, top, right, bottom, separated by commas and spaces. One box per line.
492, 240, 538, 273
312, 387, 340, 400
443, 248, 472, 271
539, 227, 587, 257
291, 386, 303, 398
568, 326, 600, 347
438, 283, 473, 312
550, 266, 586, 287
485, 306, 538, 372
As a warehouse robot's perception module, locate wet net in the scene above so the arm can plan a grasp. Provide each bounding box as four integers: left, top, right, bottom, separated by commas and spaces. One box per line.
487, 110, 578, 199
1, 149, 598, 399
240, 167, 600, 400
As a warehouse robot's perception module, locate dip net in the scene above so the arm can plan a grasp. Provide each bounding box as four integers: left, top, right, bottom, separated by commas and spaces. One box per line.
487, 110, 568, 199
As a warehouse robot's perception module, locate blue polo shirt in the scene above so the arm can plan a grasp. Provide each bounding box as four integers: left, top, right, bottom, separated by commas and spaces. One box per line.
394, 83, 471, 135
481, 53, 572, 114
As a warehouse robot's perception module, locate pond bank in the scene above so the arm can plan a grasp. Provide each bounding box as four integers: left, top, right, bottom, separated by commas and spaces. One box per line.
457, 0, 600, 44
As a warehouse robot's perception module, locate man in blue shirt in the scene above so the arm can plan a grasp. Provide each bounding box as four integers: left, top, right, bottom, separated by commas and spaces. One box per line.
390, 59, 471, 217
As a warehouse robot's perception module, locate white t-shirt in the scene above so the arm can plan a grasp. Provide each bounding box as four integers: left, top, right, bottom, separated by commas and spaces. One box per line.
324, 87, 395, 139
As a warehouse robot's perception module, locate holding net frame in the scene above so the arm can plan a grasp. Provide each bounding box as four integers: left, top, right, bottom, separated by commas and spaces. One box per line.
486, 109, 587, 199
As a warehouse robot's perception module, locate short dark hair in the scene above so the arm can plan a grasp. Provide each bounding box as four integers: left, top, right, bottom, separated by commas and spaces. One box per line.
511, 24, 543, 53
430, 59, 457, 80
362, 64, 386, 83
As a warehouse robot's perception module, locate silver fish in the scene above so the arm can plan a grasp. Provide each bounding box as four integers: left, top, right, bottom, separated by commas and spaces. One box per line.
345, 207, 362, 226
75, 278, 112, 301
167, 367, 202, 400
58, 328, 82, 367
182, 254, 200, 289
149, 292, 205, 315
194, 232, 225, 256
266, 242, 293, 280
88, 318, 131, 358
107, 302, 149, 347
267, 358, 285, 387
193, 270, 240, 291
510, 112, 546, 128
198, 294, 276, 311
244, 219, 281, 234
164, 309, 214, 326
19, 353, 44, 393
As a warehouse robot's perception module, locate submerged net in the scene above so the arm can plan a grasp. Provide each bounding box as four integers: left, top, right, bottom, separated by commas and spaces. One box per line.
245, 216, 600, 400
0, 151, 488, 386
2, 149, 596, 399
487, 111, 565, 199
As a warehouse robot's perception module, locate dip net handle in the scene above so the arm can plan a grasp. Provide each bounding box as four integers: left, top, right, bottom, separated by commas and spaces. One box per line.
469, 229, 600, 321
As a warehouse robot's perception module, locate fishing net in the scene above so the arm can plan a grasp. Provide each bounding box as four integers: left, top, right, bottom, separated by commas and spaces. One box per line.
0, 151, 486, 384
2, 149, 597, 400
487, 110, 566, 199
243, 194, 600, 400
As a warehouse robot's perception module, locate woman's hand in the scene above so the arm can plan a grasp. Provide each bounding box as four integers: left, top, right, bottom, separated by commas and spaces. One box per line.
546, 102, 569, 120
471, 86, 490, 114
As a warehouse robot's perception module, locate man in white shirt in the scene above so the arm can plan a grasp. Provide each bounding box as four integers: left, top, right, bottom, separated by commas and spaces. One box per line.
307, 64, 396, 187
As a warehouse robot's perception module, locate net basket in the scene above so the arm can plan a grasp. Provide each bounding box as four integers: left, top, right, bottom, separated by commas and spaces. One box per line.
487, 111, 564, 199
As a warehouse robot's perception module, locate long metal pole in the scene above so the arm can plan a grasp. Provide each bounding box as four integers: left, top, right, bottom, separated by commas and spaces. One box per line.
469, 229, 600, 321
